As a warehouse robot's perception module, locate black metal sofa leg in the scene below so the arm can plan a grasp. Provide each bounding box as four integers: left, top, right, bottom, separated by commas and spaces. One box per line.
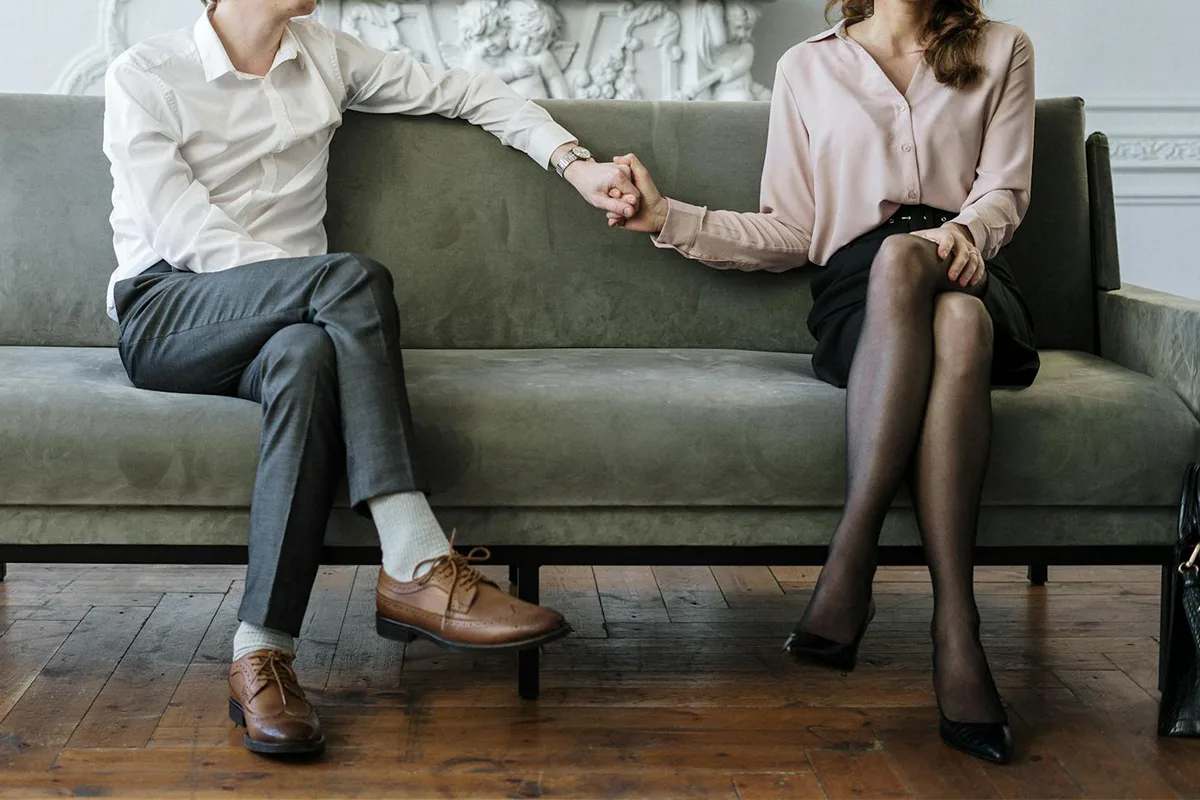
1027, 564, 1047, 586
1161, 561, 1172, 694
514, 563, 541, 701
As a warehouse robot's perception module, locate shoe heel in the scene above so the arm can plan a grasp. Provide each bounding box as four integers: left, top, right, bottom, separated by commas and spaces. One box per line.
228, 699, 246, 728
375, 613, 418, 643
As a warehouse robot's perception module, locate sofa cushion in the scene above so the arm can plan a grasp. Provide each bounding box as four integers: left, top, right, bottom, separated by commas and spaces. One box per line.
0, 347, 1194, 510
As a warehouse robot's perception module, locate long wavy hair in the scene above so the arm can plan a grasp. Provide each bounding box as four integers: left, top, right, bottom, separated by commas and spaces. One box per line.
825, 0, 988, 89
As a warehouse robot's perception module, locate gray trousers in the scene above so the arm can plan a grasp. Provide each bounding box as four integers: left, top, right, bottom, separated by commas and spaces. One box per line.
114, 253, 426, 635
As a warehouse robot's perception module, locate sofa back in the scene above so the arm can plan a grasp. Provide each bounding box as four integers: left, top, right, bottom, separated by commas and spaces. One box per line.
0, 94, 1097, 352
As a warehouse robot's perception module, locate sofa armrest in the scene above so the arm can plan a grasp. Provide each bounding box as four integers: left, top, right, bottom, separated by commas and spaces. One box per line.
1098, 284, 1200, 417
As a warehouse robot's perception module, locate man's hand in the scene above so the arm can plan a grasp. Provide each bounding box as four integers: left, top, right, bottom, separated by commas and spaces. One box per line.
910, 223, 986, 288
607, 153, 668, 234
555, 146, 640, 220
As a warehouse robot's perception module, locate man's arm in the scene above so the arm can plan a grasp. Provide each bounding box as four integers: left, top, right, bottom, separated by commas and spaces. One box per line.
330, 30, 637, 216
103, 61, 290, 272
333, 29, 572, 170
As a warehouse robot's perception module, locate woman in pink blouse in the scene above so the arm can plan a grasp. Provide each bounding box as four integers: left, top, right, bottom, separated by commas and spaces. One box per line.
611, 0, 1039, 764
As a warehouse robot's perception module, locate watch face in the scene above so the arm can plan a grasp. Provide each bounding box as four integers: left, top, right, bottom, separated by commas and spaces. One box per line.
573, 146, 592, 160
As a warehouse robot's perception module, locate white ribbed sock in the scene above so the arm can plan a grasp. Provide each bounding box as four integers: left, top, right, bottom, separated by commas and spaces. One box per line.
369, 491, 452, 582
233, 621, 295, 662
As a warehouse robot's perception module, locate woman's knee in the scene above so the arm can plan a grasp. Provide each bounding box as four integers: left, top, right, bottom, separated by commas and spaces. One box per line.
868, 234, 941, 299
932, 293, 993, 372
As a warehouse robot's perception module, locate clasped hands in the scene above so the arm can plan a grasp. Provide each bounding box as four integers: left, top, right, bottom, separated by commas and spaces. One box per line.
583, 152, 983, 289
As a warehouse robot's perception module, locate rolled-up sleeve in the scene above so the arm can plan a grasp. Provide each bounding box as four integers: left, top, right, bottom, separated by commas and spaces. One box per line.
333, 30, 574, 169
652, 64, 814, 272
950, 31, 1035, 259
103, 61, 290, 273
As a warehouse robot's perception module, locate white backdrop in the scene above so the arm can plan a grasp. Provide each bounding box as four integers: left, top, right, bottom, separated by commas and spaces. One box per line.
1, 0, 1196, 298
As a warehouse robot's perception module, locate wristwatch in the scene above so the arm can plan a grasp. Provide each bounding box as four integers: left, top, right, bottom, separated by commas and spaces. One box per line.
555, 145, 593, 178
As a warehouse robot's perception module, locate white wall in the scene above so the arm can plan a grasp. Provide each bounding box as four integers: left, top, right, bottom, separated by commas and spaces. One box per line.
2, 0, 1196, 298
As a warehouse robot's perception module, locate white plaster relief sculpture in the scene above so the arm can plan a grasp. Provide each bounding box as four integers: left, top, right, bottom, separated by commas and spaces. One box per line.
55, 0, 776, 103
681, 0, 770, 101
572, 1, 682, 101
440, 0, 576, 99
51, 0, 134, 95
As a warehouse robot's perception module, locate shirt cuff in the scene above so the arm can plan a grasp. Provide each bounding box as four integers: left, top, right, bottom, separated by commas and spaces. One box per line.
949, 209, 992, 259
652, 199, 705, 252
529, 122, 577, 171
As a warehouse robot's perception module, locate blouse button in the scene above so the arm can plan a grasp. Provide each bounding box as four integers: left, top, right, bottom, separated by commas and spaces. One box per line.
908, 190, 918, 200
902, 144, 913, 153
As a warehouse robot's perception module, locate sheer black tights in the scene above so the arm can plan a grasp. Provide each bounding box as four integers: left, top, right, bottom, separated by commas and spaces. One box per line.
797, 234, 1005, 724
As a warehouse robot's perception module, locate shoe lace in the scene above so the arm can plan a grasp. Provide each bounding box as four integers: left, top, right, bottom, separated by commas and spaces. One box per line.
412, 531, 492, 628
249, 650, 300, 709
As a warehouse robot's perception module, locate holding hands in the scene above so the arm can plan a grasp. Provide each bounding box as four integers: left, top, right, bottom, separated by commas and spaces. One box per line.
606, 154, 667, 234
556, 144, 642, 221
910, 223, 986, 288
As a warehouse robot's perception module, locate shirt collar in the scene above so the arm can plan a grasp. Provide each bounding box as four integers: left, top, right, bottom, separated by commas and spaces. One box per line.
194, 11, 301, 82
805, 19, 847, 43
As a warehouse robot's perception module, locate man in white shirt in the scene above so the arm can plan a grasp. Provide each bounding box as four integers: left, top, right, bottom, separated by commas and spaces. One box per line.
104, 0, 640, 756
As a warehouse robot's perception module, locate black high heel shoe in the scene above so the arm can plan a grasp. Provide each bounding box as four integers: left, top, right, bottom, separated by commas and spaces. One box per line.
937, 710, 1012, 764
782, 597, 876, 672
933, 646, 1012, 764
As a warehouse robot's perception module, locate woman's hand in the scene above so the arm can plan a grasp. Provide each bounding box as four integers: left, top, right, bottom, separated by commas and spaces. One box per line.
910, 223, 986, 288
559, 155, 640, 220
606, 153, 669, 234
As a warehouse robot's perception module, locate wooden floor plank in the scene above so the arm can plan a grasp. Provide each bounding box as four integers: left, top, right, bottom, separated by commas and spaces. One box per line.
653, 567, 728, 613
294, 566, 356, 692
0, 606, 152, 752
733, 772, 828, 800
594, 566, 670, 623
541, 566, 607, 639
193, 580, 244, 665
710, 566, 785, 606
329, 567, 403, 692
0, 619, 78, 723
806, 748, 912, 800
67, 592, 223, 748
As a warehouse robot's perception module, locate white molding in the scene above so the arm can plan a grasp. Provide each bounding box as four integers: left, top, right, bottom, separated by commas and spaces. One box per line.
51, 0, 135, 94
1107, 136, 1200, 171
1114, 195, 1200, 207
1086, 97, 1200, 113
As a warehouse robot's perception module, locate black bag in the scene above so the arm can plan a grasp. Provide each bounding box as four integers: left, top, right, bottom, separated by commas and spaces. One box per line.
1159, 463, 1200, 736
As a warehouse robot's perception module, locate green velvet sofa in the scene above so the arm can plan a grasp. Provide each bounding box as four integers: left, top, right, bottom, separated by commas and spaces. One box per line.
1, 94, 1198, 698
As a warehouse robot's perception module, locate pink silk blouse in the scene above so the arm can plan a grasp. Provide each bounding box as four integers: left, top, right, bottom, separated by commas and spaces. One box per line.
653, 19, 1035, 270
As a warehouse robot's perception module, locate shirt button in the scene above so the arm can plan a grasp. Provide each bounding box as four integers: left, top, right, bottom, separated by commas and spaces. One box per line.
908, 190, 918, 200
902, 144, 913, 153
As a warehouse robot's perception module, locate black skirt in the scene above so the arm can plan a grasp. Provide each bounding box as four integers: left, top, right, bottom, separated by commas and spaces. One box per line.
805, 205, 1040, 389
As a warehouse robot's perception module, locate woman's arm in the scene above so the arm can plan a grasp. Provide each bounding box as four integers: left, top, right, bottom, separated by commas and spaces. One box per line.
948, 30, 1035, 260
614, 64, 815, 273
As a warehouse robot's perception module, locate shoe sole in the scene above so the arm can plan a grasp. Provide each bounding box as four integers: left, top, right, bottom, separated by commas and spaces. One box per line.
228, 699, 326, 756
375, 613, 572, 652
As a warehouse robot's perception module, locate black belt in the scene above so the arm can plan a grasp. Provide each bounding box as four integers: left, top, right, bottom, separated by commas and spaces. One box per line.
885, 205, 952, 228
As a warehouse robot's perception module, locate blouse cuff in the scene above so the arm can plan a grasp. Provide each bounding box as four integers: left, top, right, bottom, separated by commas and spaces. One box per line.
652, 198, 705, 252
949, 209, 993, 260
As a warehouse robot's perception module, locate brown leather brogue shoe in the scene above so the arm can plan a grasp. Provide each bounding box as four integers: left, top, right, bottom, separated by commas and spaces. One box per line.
228, 649, 325, 756
376, 542, 570, 651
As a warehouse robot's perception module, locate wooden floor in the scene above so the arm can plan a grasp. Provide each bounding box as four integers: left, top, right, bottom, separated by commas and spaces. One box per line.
0, 562, 1192, 799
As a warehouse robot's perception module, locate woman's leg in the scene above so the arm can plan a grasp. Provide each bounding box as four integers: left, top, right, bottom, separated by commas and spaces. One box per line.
798, 235, 961, 643
911, 293, 1005, 723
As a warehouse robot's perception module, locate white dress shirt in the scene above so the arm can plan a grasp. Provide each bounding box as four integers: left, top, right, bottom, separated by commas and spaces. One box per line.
102, 12, 576, 320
